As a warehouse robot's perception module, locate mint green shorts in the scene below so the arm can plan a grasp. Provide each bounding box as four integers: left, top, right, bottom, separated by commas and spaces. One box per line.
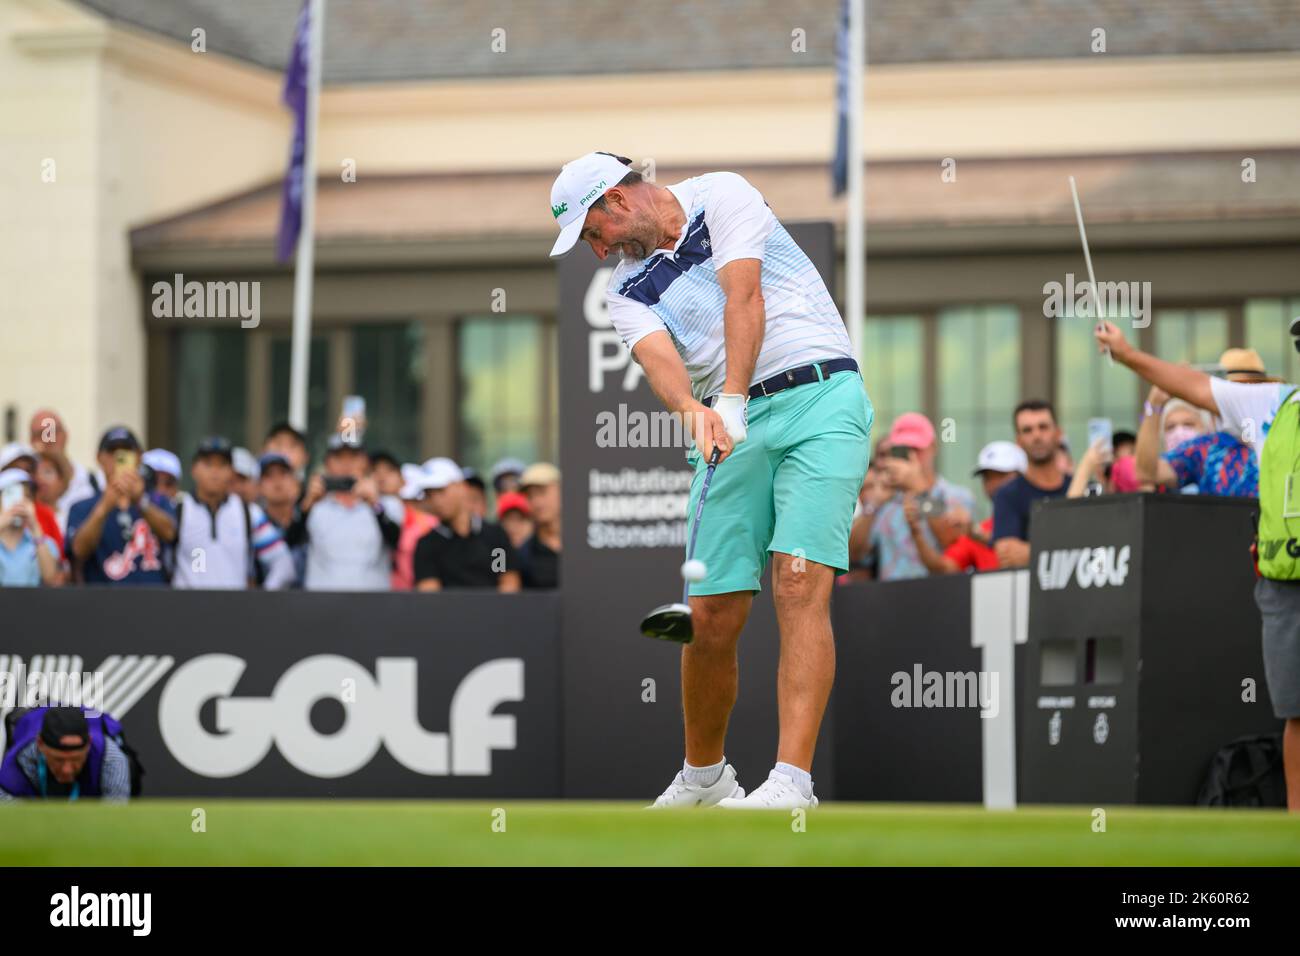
685, 368, 873, 596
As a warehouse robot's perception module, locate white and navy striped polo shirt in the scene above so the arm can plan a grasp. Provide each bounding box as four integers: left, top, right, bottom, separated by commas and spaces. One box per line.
605, 171, 852, 402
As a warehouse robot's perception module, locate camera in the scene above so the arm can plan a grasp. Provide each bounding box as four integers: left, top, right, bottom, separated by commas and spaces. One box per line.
917, 493, 947, 517
323, 474, 356, 494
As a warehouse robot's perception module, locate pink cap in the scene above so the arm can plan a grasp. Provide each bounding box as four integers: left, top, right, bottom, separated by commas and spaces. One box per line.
1110, 455, 1140, 493
887, 412, 935, 450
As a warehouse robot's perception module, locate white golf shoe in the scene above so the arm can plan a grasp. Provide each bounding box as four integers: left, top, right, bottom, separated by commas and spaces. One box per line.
717, 770, 818, 810
647, 764, 745, 808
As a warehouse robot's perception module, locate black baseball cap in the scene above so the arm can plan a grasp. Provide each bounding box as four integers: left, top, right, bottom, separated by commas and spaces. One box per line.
194, 436, 234, 462
369, 450, 399, 470
257, 451, 293, 473
98, 426, 141, 453
40, 708, 90, 751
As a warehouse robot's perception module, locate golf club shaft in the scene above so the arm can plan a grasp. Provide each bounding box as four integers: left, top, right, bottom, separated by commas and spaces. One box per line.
1068, 175, 1114, 366
682, 446, 723, 603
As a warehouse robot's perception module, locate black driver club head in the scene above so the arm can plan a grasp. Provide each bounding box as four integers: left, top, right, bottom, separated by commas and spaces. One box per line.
640, 602, 693, 643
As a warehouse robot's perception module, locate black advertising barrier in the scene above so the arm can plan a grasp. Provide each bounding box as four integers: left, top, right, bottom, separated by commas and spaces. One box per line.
557, 222, 840, 799
0, 589, 561, 797
1021, 494, 1278, 805
833, 570, 1030, 804
833, 574, 983, 801
0, 496, 1276, 804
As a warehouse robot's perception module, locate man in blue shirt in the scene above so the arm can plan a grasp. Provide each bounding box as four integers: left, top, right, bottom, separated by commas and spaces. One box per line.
991, 400, 1072, 567
65, 427, 176, 585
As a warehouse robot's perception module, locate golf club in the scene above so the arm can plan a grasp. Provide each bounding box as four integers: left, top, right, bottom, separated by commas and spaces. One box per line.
640, 445, 723, 643
1068, 174, 1114, 365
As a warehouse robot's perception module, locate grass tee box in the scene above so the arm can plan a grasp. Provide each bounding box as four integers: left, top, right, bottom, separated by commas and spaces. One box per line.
2, 801, 1298, 867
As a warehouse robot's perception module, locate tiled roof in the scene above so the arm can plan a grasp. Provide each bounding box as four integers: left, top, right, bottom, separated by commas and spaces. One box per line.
78, 0, 1300, 84
130, 150, 1300, 256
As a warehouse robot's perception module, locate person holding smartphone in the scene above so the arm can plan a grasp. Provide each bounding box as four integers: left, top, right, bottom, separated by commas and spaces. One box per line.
0, 469, 61, 587
296, 433, 403, 591
849, 413, 974, 581
65, 427, 176, 586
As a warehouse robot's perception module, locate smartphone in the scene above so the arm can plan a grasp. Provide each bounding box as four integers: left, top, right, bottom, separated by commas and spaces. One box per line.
2, 483, 24, 525
114, 449, 139, 474
323, 474, 356, 494
918, 494, 948, 518
888, 445, 914, 460
342, 395, 366, 421
1087, 417, 1113, 453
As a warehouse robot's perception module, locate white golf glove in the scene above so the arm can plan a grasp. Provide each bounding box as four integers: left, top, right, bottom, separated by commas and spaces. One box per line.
713, 393, 749, 446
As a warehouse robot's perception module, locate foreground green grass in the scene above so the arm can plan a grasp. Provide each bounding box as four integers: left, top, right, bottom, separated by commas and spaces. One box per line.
3, 801, 1298, 866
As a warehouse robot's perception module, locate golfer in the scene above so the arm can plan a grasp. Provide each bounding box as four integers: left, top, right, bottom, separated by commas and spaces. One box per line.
550, 152, 873, 808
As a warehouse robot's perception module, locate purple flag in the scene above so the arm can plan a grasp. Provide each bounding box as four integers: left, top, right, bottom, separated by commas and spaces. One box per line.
276, 1, 311, 262
831, 0, 850, 196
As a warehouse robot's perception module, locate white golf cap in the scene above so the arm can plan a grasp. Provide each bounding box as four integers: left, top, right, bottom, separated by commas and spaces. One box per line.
548, 151, 636, 258
142, 448, 182, 479
0, 442, 36, 471
398, 463, 426, 501
419, 457, 464, 491
973, 440, 1028, 477
232, 446, 258, 479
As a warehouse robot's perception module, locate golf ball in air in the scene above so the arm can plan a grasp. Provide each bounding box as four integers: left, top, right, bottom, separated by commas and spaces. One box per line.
681, 559, 708, 582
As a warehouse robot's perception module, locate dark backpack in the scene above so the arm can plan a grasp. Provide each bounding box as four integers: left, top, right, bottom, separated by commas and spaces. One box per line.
1196, 733, 1286, 808
3, 707, 146, 798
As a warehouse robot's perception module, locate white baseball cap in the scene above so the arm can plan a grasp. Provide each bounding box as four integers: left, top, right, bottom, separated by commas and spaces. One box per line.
398, 464, 426, 501
232, 447, 259, 479
973, 440, 1028, 477
419, 457, 465, 491
0, 442, 37, 471
548, 151, 636, 258
142, 448, 182, 479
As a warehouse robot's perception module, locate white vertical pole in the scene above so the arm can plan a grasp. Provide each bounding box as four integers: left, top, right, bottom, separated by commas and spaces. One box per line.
845, 0, 866, 369
288, 0, 325, 432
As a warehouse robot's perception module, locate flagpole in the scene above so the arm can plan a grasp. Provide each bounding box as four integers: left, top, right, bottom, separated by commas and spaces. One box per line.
288, 0, 324, 432
845, 0, 866, 370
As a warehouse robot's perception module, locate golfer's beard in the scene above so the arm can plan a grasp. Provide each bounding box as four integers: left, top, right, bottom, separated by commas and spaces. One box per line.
617, 215, 659, 261
1027, 445, 1056, 466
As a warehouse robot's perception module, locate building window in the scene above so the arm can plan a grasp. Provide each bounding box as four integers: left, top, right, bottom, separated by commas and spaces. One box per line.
1056, 311, 1139, 469
1245, 298, 1300, 383
457, 314, 550, 478
1153, 309, 1229, 367
936, 305, 1020, 508
173, 328, 247, 464
270, 334, 331, 462
353, 322, 425, 464
861, 315, 924, 452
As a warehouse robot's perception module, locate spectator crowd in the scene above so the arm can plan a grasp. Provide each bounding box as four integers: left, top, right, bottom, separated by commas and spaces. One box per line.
847, 344, 1272, 583
0, 409, 561, 592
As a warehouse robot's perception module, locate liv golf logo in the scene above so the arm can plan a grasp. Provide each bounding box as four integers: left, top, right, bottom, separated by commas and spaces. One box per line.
1037, 545, 1131, 591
